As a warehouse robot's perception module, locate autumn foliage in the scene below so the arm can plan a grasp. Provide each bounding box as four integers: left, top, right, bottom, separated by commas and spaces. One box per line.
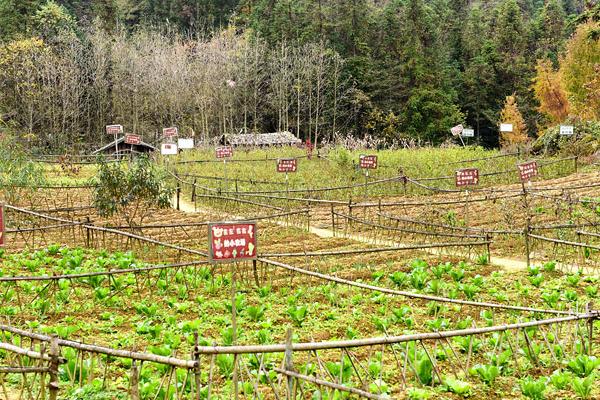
532, 59, 569, 124
499, 95, 529, 148
532, 21, 600, 129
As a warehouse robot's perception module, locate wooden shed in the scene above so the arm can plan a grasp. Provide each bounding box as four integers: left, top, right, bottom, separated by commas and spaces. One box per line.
219, 131, 302, 147
92, 137, 157, 156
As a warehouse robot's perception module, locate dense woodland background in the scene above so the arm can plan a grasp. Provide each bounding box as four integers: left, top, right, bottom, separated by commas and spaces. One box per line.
0, 0, 599, 152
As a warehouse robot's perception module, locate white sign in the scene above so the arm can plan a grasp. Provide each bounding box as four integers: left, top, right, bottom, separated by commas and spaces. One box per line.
178, 138, 194, 149
161, 143, 178, 155
500, 123, 513, 132
560, 125, 574, 136
462, 128, 475, 137
451, 124, 464, 136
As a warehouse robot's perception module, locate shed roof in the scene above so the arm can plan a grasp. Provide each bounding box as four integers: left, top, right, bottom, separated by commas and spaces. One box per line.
92, 136, 157, 154
222, 131, 301, 146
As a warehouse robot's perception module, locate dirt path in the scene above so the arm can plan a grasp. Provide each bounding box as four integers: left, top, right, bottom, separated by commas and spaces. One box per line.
173, 195, 537, 272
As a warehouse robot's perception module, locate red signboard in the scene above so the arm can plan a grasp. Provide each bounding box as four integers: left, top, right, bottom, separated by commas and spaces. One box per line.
518, 161, 538, 182
306, 139, 314, 160
0, 204, 4, 247
277, 158, 297, 173
124, 134, 141, 145
455, 168, 479, 187
359, 155, 378, 169
106, 125, 123, 135
209, 222, 257, 262
163, 127, 178, 137
216, 146, 233, 159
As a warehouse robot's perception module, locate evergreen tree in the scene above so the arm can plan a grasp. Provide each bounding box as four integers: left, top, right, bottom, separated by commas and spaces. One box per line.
492, 0, 530, 94
534, 0, 567, 63
0, 0, 44, 41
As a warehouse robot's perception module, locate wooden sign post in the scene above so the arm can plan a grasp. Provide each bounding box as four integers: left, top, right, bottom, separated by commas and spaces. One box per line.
106, 124, 123, 159
517, 161, 537, 267
208, 221, 258, 397
359, 155, 378, 199
277, 158, 297, 198
455, 168, 479, 229
216, 146, 233, 193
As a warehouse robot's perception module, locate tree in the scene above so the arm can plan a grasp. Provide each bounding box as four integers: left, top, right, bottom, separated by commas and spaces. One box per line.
499, 94, 529, 148
93, 157, 173, 227
560, 21, 600, 119
532, 58, 570, 124
0, 0, 44, 41
460, 5, 503, 146
32, 1, 78, 46
534, 0, 567, 63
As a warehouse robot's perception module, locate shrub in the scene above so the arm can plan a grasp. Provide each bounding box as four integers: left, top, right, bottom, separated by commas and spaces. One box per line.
93, 156, 173, 226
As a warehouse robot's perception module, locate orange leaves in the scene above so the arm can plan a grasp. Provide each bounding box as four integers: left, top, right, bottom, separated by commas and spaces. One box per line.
532, 59, 569, 124
499, 95, 528, 148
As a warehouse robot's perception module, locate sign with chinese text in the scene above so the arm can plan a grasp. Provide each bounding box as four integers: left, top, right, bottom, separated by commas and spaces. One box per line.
106, 125, 123, 135
461, 128, 475, 137
209, 222, 257, 262
518, 161, 538, 182
0, 204, 4, 247
216, 146, 233, 159
163, 127, 178, 137
359, 155, 378, 169
161, 143, 178, 155
455, 168, 479, 187
500, 123, 513, 132
560, 125, 574, 136
124, 134, 141, 145
178, 138, 194, 149
277, 158, 297, 173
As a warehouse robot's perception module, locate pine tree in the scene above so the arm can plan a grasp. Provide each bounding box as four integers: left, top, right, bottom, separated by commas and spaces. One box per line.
534, 0, 567, 63
499, 94, 529, 148
460, 5, 502, 145
492, 0, 531, 94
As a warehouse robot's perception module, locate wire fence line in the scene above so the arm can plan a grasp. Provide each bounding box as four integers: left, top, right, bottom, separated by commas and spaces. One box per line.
1, 169, 600, 398
0, 196, 597, 399
0, 308, 596, 399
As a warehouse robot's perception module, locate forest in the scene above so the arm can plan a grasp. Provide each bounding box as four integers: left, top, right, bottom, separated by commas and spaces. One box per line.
0, 0, 599, 151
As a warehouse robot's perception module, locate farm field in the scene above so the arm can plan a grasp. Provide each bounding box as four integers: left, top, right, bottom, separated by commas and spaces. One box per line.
0, 146, 599, 400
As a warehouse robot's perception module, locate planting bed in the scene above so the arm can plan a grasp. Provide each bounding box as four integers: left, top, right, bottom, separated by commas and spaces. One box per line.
0, 147, 598, 400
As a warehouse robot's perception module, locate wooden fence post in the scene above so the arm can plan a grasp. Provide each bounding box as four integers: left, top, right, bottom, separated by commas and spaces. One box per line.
586, 303, 594, 356
85, 217, 91, 248
331, 204, 335, 236
486, 233, 492, 264
48, 336, 60, 400
130, 360, 140, 400
176, 182, 181, 211
191, 179, 197, 202
285, 328, 295, 400
521, 181, 531, 267
193, 331, 202, 400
